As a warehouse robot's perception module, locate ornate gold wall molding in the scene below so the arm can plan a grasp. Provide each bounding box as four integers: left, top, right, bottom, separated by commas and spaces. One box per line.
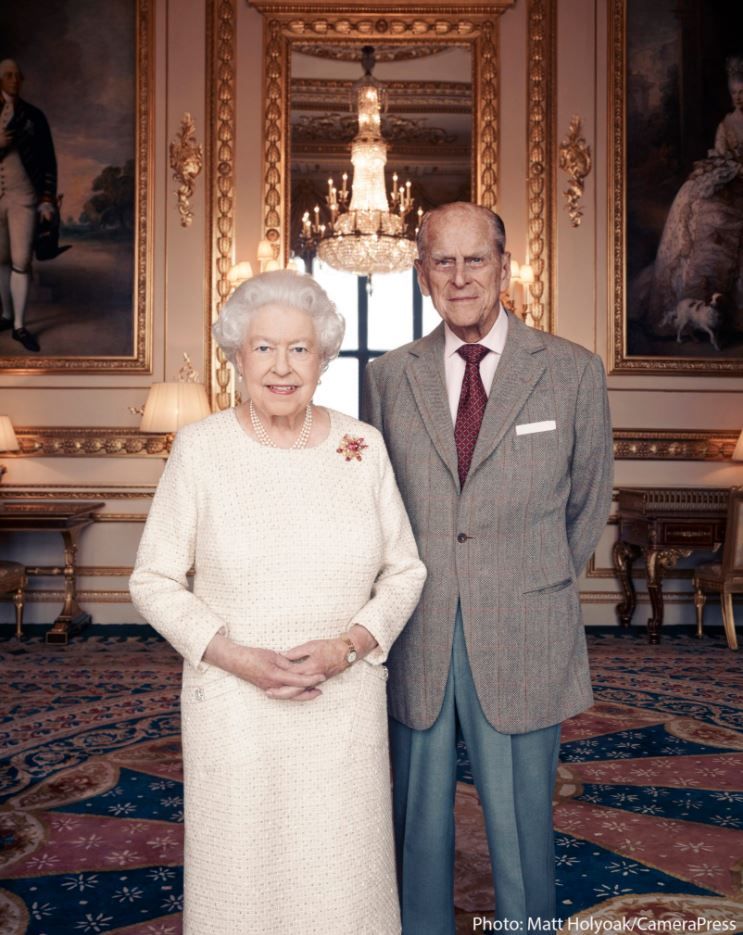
2, 429, 737, 460
526, 0, 556, 332
0, 485, 154, 498
293, 113, 456, 145
0, 428, 170, 458
612, 429, 741, 461
206, 0, 237, 410
170, 113, 204, 227
249, 1, 514, 265
24, 566, 135, 578
22, 590, 134, 604
292, 77, 472, 113
559, 114, 591, 227
579, 591, 692, 604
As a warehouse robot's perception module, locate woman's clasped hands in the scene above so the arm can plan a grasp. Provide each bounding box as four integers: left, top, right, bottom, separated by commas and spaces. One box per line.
203, 628, 376, 702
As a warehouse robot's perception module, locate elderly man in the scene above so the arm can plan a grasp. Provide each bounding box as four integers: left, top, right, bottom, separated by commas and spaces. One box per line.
0, 58, 57, 353
363, 202, 613, 933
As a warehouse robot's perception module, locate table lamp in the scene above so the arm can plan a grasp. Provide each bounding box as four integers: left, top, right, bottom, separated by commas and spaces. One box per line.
733, 429, 743, 462
140, 382, 211, 453
0, 416, 20, 483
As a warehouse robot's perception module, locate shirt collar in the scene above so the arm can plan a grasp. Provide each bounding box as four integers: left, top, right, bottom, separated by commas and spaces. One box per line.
444, 304, 509, 358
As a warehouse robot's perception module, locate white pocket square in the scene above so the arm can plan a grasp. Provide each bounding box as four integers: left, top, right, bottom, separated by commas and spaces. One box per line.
515, 420, 556, 436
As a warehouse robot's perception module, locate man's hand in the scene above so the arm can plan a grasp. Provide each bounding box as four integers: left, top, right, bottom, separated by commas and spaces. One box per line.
0, 128, 14, 148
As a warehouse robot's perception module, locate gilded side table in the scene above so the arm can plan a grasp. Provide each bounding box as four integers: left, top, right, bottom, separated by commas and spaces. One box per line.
0, 500, 104, 644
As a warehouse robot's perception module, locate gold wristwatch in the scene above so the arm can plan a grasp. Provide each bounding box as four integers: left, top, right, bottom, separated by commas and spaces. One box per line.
340, 634, 358, 666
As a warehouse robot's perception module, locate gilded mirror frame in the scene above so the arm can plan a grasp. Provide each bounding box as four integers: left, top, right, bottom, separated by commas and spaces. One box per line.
249, 0, 516, 272
208, 0, 555, 410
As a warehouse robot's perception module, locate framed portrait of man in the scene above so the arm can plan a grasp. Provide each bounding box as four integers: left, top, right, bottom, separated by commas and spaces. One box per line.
610, 0, 743, 375
0, 0, 152, 373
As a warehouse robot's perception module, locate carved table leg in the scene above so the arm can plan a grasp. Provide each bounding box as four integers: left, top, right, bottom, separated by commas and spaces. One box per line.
45, 528, 91, 645
613, 539, 640, 627
693, 584, 706, 639
13, 583, 25, 639
644, 547, 692, 645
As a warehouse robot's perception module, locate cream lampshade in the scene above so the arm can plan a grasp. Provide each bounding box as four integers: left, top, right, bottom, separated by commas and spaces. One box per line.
733, 429, 743, 461
228, 261, 254, 288
257, 239, 275, 272
0, 416, 19, 452
140, 383, 211, 435
0, 415, 19, 483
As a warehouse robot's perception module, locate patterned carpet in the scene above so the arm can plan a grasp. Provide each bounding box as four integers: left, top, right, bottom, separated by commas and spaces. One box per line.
0, 629, 742, 934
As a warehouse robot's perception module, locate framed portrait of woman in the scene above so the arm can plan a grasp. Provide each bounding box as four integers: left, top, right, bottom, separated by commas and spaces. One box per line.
0, 0, 152, 374
610, 0, 743, 375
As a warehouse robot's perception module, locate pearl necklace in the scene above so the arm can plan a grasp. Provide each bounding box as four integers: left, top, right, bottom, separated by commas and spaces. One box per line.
249, 399, 313, 450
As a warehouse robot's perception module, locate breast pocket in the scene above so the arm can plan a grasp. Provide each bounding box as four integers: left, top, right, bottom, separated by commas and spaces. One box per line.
512, 425, 558, 464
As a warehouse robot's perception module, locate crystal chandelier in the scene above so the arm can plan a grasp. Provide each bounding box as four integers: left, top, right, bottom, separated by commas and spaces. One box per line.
300, 46, 420, 281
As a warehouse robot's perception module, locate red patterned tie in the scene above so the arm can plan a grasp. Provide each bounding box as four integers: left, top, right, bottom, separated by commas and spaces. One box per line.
454, 343, 491, 487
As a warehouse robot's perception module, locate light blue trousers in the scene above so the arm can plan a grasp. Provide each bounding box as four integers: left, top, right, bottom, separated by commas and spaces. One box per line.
390, 609, 561, 935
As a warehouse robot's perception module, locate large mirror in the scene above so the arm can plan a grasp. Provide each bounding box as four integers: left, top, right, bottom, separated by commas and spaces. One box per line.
210, 2, 553, 411
247, 3, 515, 414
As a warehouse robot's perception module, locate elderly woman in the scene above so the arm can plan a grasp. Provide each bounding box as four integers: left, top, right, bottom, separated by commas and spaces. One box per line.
129, 269, 425, 934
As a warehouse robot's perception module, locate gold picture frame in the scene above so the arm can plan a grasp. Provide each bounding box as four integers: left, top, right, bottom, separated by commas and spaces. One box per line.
609, 0, 743, 376
0, 0, 153, 374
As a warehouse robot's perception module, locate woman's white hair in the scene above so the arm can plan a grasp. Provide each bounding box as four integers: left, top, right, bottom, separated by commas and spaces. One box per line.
212, 269, 345, 371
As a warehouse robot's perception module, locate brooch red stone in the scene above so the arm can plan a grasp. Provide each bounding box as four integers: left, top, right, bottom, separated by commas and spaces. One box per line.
336, 434, 369, 462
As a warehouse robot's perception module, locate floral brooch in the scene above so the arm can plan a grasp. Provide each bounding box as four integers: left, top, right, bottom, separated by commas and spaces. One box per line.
336, 434, 369, 462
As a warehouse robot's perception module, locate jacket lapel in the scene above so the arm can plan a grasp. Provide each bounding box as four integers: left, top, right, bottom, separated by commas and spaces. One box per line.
467, 313, 547, 480
405, 323, 460, 488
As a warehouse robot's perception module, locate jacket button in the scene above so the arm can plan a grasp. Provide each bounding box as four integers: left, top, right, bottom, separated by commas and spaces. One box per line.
457, 533, 468, 543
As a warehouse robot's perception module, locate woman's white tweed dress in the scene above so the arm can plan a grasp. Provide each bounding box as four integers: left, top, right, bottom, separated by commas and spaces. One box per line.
129, 407, 426, 934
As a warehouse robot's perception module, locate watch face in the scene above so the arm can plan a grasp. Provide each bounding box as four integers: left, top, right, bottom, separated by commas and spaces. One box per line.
347, 649, 358, 664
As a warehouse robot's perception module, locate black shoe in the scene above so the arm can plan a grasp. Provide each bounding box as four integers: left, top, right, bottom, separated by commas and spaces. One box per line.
0, 317, 11, 332
12, 327, 40, 352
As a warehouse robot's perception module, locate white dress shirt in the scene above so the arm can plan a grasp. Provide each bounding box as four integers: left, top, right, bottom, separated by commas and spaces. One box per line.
443, 305, 509, 424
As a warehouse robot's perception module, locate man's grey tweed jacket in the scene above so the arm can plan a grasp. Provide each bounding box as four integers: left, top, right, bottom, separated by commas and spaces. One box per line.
363, 314, 614, 734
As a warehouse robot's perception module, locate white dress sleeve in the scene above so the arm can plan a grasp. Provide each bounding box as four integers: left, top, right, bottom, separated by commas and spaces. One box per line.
129, 431, 227, 670
350, 437, 427, 665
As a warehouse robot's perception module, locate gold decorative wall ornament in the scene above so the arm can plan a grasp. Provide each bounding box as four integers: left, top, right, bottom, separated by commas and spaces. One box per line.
169, 114, 203, 227
559, 115, 591, 228
526, 0, 556, 332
